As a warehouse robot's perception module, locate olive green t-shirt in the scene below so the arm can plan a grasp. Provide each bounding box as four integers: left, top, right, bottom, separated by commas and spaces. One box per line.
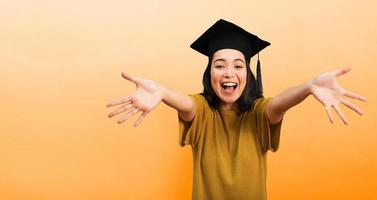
178, 94, 283, 200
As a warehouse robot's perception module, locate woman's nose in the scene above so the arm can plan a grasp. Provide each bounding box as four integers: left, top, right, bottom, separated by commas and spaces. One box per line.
224, 68, 235, 78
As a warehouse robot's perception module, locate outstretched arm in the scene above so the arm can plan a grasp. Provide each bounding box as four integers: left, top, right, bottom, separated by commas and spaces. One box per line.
106, 73, 196, 127
266, 67, 368, 125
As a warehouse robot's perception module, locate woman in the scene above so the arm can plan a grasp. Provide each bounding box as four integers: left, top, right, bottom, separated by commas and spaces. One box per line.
106, 19, 367, 200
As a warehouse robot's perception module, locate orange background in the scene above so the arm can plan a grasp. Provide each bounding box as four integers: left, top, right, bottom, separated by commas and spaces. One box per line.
1, 1, 377, 199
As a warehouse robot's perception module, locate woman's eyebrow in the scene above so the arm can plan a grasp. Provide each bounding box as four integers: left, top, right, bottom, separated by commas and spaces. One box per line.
233, 58, 245, 63
213, 58, 226, 63
213, 58, 245, 63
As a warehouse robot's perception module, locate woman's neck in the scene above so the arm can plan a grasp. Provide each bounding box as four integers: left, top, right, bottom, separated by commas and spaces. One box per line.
219, 102, 239, 112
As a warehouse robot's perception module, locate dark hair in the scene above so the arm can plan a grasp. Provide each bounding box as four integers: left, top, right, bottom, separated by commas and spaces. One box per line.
201, 57, 263, 113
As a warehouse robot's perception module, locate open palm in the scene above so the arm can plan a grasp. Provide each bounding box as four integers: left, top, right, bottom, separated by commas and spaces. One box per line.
107, 73, 163, 126
309, 67, 367, 124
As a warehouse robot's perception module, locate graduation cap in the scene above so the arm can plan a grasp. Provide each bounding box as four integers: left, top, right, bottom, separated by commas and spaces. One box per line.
190, 19, 270, 97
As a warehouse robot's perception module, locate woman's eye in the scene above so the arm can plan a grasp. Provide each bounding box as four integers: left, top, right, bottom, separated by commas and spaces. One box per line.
215, 65, 224, 69
236, 66, 244, 69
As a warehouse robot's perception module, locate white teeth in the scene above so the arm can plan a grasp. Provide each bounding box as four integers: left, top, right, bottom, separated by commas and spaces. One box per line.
222, 82, 237, 87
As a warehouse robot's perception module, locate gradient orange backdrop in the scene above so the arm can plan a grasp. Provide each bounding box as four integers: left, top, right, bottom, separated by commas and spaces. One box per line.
1, 1, 377, 199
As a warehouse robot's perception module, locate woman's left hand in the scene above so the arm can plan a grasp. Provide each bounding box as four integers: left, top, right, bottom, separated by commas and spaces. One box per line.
308, 67, 368, 124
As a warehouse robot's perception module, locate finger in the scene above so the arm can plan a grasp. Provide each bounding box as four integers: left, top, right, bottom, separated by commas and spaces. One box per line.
108, 104, 134, 118
134, 112, 148, 127
121, 72, 141, 84
325, 106, 334, 124
107, 96, 131, 107
340, 98, 364, 116
334, 67, 351, 77
332, 104, 349, 125
118, 108, 141, 124
344, 90, 368, 102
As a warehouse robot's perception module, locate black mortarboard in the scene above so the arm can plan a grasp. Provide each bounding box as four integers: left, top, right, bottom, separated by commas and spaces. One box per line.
190, 19, 270, 97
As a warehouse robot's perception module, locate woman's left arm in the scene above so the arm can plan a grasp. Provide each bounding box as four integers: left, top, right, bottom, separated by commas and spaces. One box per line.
266, 67, 368, 125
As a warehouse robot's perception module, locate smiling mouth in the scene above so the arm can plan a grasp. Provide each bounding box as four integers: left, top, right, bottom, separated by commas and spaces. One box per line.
221, 82, 238, 93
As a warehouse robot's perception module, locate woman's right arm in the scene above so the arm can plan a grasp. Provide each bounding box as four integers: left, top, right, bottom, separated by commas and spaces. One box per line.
160, 86, 196, 122
107, 72, 196, 126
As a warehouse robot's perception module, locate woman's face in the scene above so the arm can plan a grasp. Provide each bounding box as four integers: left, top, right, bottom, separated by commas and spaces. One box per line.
210, 49, 247, 109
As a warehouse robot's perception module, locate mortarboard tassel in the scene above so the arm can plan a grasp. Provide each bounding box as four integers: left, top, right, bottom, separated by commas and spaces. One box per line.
255, 38, 263, 97
256, 55, 263, 97
256, 32, 263, 97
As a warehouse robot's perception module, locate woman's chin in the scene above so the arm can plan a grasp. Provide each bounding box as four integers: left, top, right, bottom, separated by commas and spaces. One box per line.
219, 91, 240, 101
219, 94, 239, 104
214, 87, 242, 104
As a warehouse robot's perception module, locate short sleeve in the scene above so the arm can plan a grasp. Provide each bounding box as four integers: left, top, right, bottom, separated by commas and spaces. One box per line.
253, 97, 283, 153
178, 94, 206, 147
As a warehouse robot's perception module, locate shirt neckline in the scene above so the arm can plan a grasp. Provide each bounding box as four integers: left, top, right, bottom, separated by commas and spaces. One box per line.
218, 108, 241, 116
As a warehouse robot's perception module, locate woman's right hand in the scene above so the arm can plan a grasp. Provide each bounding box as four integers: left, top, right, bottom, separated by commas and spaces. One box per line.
106, 72, 164, 127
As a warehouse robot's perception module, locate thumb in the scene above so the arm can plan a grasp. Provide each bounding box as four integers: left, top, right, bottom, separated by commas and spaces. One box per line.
334, 67, 351, 78
121, 72, 141, 84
